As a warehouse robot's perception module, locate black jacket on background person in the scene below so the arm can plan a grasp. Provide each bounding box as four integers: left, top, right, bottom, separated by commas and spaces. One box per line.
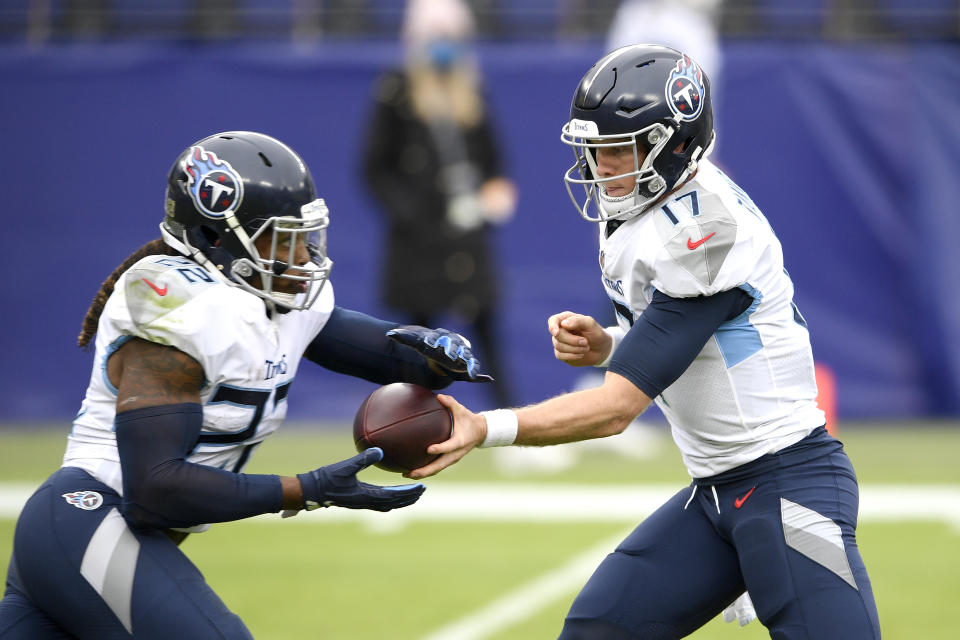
362, 69, 501, 321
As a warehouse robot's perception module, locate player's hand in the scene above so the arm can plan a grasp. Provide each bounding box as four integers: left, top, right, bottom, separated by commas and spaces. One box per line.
297, 448, 425, 512
404, 394, 485, 479
548, 311, 612, 367
386, 326, 494, 383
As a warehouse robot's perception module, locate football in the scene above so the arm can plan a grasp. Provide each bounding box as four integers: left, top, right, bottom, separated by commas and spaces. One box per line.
353, 383, 453, 473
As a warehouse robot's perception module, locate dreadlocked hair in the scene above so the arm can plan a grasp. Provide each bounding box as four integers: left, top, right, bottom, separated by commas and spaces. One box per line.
77, 238, 180, 349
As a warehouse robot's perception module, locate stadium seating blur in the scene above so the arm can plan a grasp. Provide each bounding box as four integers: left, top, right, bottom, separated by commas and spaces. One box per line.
2, 0, 957, 43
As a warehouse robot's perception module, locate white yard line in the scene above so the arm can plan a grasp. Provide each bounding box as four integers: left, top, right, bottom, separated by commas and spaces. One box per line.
0, 483, 35, 519
420, 528, 632, 640
4, 482, 958, 639
414, 484, 960, 640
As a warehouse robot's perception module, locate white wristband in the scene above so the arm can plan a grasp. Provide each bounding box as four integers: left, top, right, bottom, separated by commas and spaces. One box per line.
594, 325, 626, 368
478, 409, 518, 448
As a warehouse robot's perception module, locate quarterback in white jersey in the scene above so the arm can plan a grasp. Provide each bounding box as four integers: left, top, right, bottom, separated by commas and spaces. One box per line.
0, 132, 492, 639
596, 157, 825, 478
409, 46, 880, 639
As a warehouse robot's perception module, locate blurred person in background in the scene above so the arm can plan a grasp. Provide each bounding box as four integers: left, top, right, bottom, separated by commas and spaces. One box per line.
59, 0, 111, 38
0, 131, 492, 639
190, 0, 239, 40
407, 45, 881, 639
606, 0, 724, 151
362, 0, 517, 409
606, 0, 722, 82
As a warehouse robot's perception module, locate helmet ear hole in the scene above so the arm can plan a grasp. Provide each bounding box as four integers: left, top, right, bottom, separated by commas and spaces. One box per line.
674, 136, 695, 155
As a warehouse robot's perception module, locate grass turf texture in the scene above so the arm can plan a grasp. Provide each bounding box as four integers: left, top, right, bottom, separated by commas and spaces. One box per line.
1, 423, 958, 638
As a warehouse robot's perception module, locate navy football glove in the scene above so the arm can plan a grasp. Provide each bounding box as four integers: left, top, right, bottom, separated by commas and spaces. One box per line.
297, 448, 425, 512
386, 325, 494, 383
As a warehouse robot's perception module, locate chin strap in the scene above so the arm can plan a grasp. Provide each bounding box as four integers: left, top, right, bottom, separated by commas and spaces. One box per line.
187, 227, 240, 280
159, 220, 321, 316
598, 181, 654, 221
674, 138, 712, 191
160, 223, 233, 282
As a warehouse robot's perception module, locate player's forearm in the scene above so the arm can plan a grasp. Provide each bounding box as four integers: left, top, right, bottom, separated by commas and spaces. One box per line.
512, 373, 651, 446
116, 404, 284, 529
513, 395, 630, 446
306, 306, 451, 389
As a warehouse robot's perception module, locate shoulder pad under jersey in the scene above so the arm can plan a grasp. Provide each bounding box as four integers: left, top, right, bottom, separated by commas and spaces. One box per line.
650, 190, 740, 296
122, 255, 218, 333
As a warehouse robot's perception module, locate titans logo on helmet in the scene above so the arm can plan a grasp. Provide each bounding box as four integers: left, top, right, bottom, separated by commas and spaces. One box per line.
665, 54, 705, 122
183, 145, 245, 219
62, 491, 104, 510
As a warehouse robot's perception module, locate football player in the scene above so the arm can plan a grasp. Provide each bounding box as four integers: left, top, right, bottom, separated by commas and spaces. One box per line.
0, 131, 491, 639
408, 45, 881, 638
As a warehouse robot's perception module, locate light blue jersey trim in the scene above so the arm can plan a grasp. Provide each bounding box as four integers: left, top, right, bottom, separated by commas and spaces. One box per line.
101, 335, 133, 395
714, 284, 763, 368
69, 405, 88, 437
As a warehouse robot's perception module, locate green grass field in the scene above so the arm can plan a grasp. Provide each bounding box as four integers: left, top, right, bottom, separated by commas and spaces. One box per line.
1, 422, 958, 638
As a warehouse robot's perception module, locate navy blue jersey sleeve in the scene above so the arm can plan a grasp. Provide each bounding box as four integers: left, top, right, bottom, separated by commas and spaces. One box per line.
608, 288, 754, 398
305, 306, 451, 390
115, 403, 283, 530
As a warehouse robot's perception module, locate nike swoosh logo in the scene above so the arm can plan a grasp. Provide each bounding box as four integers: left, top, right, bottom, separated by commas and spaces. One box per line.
142, 278, 168, 296
687, 232, 716, 250
734, 486, 756, 509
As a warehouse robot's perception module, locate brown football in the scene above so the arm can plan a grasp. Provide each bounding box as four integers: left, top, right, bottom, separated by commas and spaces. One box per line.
353, 383, 453, 473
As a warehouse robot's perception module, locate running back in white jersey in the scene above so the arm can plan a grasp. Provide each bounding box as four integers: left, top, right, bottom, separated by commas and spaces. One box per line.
64, 254, 335, 502
598, 159, 825, 477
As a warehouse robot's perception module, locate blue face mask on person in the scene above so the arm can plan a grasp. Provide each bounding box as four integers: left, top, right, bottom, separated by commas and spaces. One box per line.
427, 39, 465, 71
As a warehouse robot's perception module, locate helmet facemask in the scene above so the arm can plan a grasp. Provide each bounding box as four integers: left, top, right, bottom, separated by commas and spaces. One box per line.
162, 199, 333, 313
228, 199, 332, 313
562, 120, 674, 223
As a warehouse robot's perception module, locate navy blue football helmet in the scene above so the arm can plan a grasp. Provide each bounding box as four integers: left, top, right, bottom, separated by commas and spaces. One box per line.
561, 45, 715, 222
161, 131, 332, 312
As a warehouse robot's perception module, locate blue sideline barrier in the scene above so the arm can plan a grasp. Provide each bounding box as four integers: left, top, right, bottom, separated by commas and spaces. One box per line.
0, 40, 957, 421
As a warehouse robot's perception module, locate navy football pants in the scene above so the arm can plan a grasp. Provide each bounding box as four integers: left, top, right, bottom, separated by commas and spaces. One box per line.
0, 467, 252, 639
559, 428, 881, 639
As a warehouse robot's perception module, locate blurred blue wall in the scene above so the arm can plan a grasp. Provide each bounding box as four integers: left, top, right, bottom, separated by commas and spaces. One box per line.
1, 41, 957, 422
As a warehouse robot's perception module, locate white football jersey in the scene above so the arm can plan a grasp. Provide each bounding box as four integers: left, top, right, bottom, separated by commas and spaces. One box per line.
599, 159, 825, 478
63, 254, 335, 509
